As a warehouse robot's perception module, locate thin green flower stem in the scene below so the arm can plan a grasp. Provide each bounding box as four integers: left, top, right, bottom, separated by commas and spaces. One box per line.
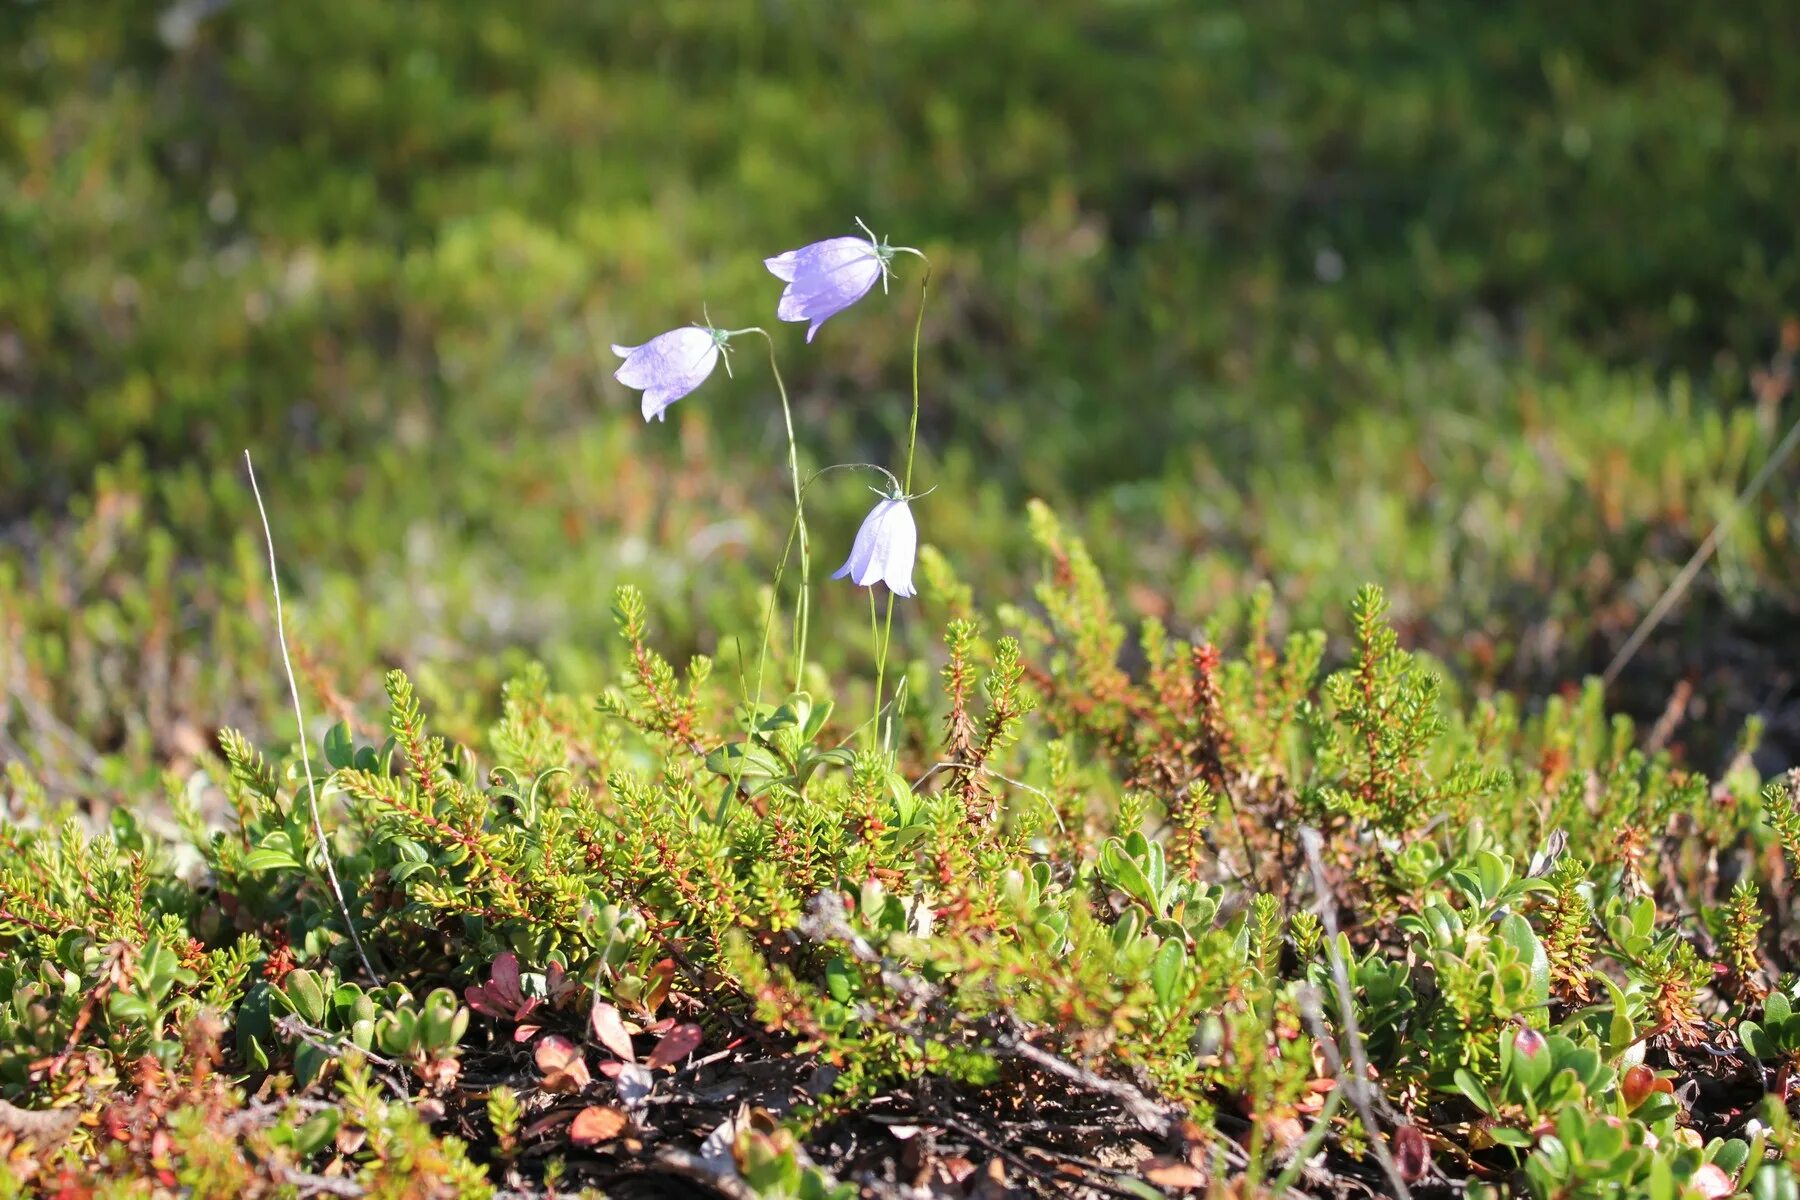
722, 512, 805, 815
893, 252, 932, 496
726, 327, 811, 692
869, 587, 884, 750
738, 463, 894, 802
868, 254, 931, 754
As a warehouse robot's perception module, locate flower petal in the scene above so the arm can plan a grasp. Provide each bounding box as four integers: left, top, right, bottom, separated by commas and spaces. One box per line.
834, 499, 916, 594
769, 237, 884, 339
612, 327, 717, 390
832, 500, 885, 583
783, 255, 882, 308
878, 503, 918, 597
642, 384, 688, 422
782, 261, 883, 340
764, 250, 798, 282
612, 326, 720, 420
789, 236, 879, 277
854, 501, 903, 586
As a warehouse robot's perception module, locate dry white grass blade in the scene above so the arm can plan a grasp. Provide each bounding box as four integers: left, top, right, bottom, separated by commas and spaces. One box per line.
1603, 410, 1800, 690
244, 449, 381, 985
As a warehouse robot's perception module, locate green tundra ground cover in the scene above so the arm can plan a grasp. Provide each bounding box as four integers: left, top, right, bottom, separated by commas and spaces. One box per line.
2, 1, 1799, 1196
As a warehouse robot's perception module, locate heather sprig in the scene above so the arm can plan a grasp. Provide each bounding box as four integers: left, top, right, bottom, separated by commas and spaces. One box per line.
1723, 878, 1769, 1004
1541, 857, 1598, 1004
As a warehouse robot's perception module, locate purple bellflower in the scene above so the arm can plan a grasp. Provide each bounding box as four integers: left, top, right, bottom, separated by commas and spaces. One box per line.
833, 491, 917, 597
765, 220, 895, 342
612, 325, 731, 421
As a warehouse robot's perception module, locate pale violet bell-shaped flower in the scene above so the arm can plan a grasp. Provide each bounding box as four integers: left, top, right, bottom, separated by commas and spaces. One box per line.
765, 232, 892, 342
833, 495, 917, 597
611, 325, 729, 421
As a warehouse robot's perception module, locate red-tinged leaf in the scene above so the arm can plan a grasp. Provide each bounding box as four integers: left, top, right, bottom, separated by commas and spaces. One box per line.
1392, 1125, 1430, 1183
644, 959, 676, 1015
534, 1035, 582, 1074
1621, 1064, 1656, 1110
464, 985, 502, 1019
591, 1001, 637, 1063
1263, 1115, 1304, 1150
513, 1023, 542, 1044
491, 952, 521, 999
647, 1022, 703, 1069
541, 1064, 591, 1094
597, 1060, 624, 1079
644, 1017, 676, 1036
570, 1105, 628, 1146
535, 1035, 592, 1092
1692, 1164, 1734, 1199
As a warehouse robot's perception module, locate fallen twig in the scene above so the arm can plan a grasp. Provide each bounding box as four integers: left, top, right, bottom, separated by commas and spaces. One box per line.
992, 1019, 1176, 1140
273, 1013, 410, 1098
283, 1169, 366, 1198
0, 1098, 80, 1145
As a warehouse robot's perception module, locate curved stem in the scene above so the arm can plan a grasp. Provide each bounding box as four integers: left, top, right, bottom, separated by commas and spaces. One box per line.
868, 257, 932, 752
731, 328, 811, 693
770, 337, 812, 693
894, 253, 932, 495
717, 327, 806, 810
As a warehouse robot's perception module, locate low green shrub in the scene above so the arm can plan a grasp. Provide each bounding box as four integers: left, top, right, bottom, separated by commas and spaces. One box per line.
1, 551, 1796, 1195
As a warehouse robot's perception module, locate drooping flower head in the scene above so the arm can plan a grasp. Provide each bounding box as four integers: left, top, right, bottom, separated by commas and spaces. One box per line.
612, 324, 731, 421
833, 485, 918, 598
765, 220, 895, 343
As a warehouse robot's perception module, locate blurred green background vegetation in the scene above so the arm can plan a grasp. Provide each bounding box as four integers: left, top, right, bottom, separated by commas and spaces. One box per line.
3, 0, 1797, 794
